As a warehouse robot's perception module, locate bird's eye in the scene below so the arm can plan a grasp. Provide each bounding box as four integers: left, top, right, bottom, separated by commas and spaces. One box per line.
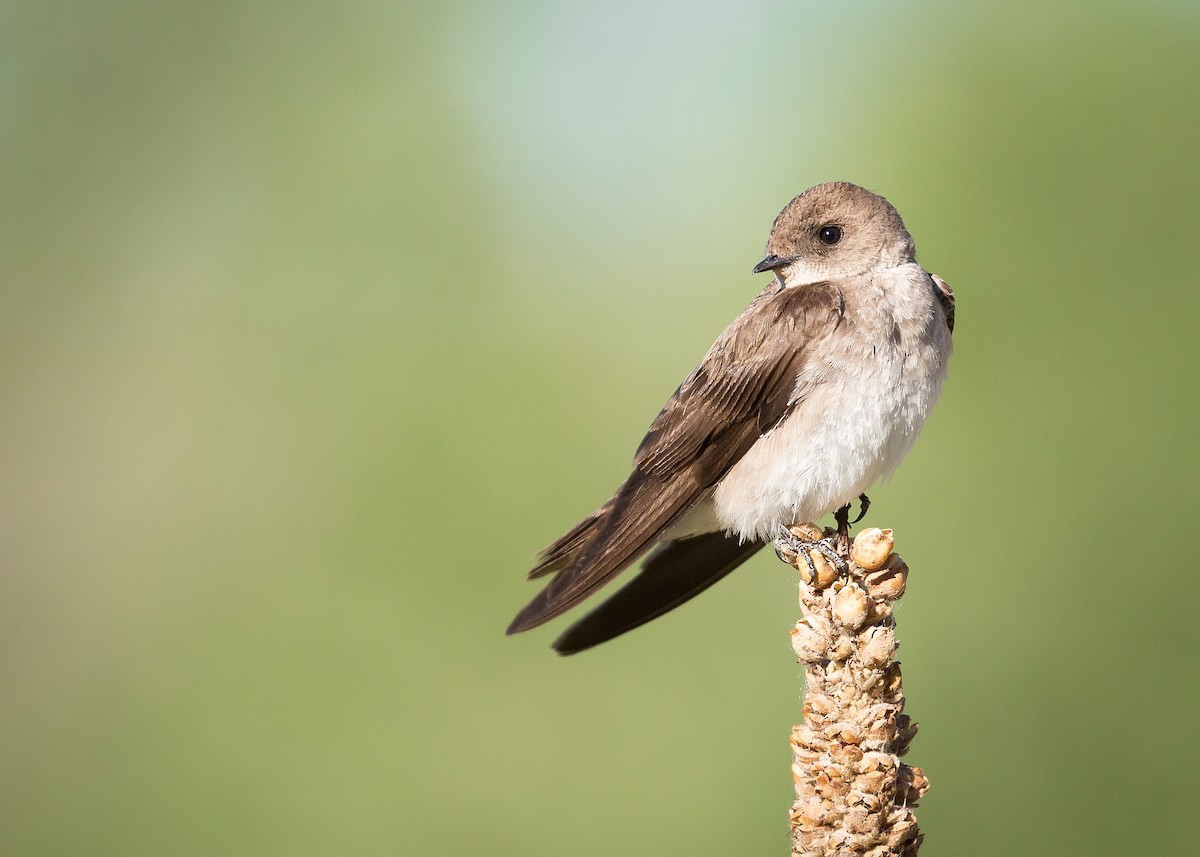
818, 225, 843, 246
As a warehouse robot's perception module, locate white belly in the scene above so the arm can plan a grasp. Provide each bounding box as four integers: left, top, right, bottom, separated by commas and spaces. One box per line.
712, 274, 951, 541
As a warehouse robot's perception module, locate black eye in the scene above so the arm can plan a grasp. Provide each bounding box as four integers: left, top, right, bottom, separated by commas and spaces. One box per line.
818, 225, 843, 246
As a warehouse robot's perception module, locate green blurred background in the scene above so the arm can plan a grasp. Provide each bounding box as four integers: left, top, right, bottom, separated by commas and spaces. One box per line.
3, 1, 1198, 854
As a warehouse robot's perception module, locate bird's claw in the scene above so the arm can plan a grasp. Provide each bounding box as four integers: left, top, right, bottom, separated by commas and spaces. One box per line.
832, 494, 871, 555
774, 524, 849, 583
849, 493, 870, 526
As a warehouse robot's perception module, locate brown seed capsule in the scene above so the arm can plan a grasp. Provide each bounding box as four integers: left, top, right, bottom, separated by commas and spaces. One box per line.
833, 583, 869, 629
828, 721, 864, 744
805, 693, 835, 717
791, 725, 823, 751
843, 806, 884, 835
792, 799, 827, 828
819, 767, 852, 797
877, 664, 904, 704
885, 816, 920, 848
790, 522, 826, 541
895, 716, 919, 754
858, 751, 895, 774
827, 829, 856, 851
863, 708, 898, 744
867, 600, 894, 624
897, 764, 930, 802
805, 548, 839, 589
858, 625, 897, 668
848, 790, 882, 813
791, 617, 832, 662
865, 553, 909, 601
850, 527, 895, 570
831, 635, 855, 661
833, 743, 864, 765
857, 769, 888, 795
796, 557, 814, 584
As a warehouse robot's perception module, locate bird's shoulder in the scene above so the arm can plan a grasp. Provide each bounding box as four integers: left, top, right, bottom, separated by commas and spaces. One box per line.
633, 280, 846, 478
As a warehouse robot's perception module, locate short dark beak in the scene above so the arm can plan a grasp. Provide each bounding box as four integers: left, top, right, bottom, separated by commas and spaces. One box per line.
752, 253, 800, 274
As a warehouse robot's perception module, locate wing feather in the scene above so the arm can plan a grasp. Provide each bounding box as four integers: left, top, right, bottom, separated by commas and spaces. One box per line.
508, 280, 845, 634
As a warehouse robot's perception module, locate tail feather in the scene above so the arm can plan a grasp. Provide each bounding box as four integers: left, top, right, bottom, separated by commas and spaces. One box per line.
527, 507, 606, 579
507, 471, 696, 634
551, 531, 764, 655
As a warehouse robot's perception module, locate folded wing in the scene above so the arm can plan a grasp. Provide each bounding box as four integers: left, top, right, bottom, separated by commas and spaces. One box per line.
507, 281, 846, 638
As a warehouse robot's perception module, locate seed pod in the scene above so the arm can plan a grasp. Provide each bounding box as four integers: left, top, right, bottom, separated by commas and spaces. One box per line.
789, 522, 826, 541
831, 635, 855, 661
858, 751, 896, 774
833, 583, 869, 629
791, 617, 832, 662
828, 721, 864, 745
858, 625, 897, 668
896, 764, 930, 802
851, 527, 895, 570
865, 553, 909, 601
885, 816, 920, 848
806, 548, 839, 589
895, 716, 919, 755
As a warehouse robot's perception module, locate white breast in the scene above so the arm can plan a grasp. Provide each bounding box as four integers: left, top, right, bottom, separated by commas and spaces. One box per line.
711, 264, 951, 542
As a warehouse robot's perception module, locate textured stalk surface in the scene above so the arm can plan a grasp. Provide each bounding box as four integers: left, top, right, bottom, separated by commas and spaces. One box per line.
781, 525, 929, 856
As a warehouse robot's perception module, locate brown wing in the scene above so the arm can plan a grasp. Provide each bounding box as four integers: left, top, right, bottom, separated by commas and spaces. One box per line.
507, 280, 846, 635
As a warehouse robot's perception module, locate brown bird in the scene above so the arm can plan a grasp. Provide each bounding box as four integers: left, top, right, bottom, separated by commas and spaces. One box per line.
508, 182, 954, 654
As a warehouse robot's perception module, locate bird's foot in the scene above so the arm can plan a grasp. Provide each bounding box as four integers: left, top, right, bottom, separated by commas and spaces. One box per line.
775, 523, 848, 588
849, 493, 870, 526
833, 494, 871, 556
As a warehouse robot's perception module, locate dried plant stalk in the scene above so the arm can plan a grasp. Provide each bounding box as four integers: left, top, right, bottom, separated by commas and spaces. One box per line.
783, 526, 929, 856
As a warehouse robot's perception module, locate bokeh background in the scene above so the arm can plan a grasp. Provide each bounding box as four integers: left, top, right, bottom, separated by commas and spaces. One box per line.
3, 1, 1198, 855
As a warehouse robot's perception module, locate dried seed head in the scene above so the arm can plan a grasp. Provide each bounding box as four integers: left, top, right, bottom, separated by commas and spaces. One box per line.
858, 625, 897, 668
851, 527, 895, 570
844, 806, 884, 835
790, 522, 826, 541
806, 548, 839, 589
880, 662, 904, 703
831, 635, 855, 661
791, 617, 833, 662
885, 815, 920, 848
897, 764, 930, 802
866, 553, 909, 601
791, 725, 823, 751
805, 693, 835, 717
864, 708, 899, 744
828, 721, 864, 745
833, 583, 869, 629
858, 751, 896, 774
834, 743, 864, 765
858, 768, 889, 795
787, 525, 924, 855
895, 716, 919, 753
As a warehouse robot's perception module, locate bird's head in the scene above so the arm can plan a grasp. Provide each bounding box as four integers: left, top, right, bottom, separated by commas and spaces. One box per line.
753, 182, 917, 286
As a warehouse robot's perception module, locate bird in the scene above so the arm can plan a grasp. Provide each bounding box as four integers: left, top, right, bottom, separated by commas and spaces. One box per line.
507, 182, 954, 655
